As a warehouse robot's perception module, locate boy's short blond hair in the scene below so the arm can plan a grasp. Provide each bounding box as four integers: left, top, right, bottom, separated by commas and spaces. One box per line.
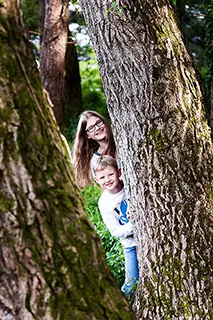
93, 155, 118, 174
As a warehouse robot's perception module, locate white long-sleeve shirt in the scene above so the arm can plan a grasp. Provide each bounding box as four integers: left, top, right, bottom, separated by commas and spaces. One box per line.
98, 188, 136, 248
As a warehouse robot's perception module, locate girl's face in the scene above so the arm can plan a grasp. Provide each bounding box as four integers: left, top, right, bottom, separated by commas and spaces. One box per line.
85, 116, 107, 141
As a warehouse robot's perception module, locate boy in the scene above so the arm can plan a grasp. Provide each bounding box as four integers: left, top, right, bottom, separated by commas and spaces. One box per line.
94, 155, 139, 298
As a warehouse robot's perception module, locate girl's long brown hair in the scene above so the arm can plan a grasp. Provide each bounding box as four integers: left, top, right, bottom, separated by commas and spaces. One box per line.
72, 110, 116, 188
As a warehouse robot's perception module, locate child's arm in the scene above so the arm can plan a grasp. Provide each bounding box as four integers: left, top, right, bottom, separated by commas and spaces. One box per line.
109, 218, 133, 238
98, 202, 133, 239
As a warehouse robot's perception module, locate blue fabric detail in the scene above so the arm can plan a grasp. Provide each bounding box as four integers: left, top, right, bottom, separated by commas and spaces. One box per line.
119, 199, 129, 225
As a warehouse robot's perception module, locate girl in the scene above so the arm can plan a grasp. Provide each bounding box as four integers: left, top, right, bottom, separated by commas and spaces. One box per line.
73, 110, 116, 188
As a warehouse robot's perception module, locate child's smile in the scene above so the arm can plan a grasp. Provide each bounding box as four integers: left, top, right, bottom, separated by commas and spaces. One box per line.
95, 166, 122, 194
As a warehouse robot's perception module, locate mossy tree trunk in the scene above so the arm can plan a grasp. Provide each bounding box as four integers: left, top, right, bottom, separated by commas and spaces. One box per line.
0, 1, 134, 319
79, 0, 213, 318
39, 0, 69, 127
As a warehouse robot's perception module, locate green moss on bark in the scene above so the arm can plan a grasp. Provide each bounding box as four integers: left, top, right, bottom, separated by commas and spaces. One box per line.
149, 127, 167, 153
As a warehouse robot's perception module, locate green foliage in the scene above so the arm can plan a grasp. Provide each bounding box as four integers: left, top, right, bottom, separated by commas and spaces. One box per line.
21, 0, 39, 32
106, 1, 126, 15
62, 50, 108, 145
62, 118, 78, 145
79, 52, 108, 118
63, 51, 108, 141
175, 1, 205, 75
81, 183, 125, 287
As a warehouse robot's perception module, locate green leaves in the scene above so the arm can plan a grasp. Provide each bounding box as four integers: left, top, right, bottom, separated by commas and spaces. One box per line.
106, 1, 126, 15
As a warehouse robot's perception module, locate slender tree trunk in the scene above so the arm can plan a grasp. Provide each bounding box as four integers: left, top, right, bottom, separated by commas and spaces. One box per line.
39, 0, 69, 127
79, 0, 213, 318
0, 1, 134, 319
63, 30, 83, 127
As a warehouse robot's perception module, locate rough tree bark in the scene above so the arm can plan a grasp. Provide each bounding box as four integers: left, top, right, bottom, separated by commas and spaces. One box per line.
0, 1, 134, 319
79, 0, 213, 318
39, 0, 69, 127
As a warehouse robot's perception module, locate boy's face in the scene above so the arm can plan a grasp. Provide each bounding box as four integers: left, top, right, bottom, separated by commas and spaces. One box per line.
95, 166, 122, 194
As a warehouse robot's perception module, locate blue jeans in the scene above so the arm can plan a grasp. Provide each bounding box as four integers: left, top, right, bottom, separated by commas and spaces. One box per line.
121, 246, 139, 298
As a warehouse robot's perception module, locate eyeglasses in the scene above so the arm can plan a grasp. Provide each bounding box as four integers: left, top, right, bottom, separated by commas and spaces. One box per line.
86, 119, 104, 133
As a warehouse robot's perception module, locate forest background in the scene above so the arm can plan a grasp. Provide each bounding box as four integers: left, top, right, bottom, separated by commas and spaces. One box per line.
21, 0, 213, 289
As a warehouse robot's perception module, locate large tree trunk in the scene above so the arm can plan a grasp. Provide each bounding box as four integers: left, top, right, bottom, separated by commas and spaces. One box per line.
79, 0, 213, 318
0, 1, 134, 319
39, 0, 69, 127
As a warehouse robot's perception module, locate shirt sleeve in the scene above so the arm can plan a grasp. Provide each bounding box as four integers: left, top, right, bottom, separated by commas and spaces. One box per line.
98, 201, 133, 239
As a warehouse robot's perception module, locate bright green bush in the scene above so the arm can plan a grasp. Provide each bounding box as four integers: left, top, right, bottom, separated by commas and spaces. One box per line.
79, 53, 108, 119
81, 183, 125, 287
